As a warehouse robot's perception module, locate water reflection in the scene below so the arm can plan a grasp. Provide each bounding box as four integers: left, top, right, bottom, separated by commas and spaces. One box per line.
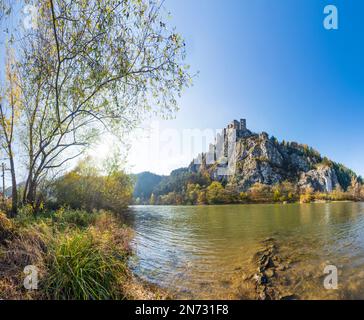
129, 202, 364, 299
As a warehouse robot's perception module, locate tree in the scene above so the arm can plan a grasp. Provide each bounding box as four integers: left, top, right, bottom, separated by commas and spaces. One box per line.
272, 181, 296, 203
17, 0, 191, 208
149, 193, 156, 205
102, 170, 133, 211
360, 185, 364, 201
197, 190, 207, 205
239, 192, 249, 203
272, 187, 281, 202
53, 157, 132, 212
248, 183, 272, 203
300, 187, 314, 203
0, 48, 22, 216
348, 177, 361, 200
331, 185, 345, 201
186, 183, 200, 205
206, 181, 226, 204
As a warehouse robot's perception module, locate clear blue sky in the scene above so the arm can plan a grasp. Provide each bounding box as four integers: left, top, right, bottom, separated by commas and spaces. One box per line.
142, 0, 364, 176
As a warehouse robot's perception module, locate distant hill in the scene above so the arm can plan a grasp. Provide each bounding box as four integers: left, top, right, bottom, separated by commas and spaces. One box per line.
131, 172, 165, 202
4, 182, 26, 198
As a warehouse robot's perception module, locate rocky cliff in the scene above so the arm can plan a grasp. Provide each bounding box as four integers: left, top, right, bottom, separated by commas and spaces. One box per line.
189, 122, 356, 193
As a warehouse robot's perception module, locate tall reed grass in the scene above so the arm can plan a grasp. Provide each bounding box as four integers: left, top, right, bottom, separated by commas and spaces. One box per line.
0, 209, 133, 299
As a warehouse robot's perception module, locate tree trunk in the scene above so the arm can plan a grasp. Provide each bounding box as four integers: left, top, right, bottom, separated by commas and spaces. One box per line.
9, 154, 17, 217
25, 179, 37, 209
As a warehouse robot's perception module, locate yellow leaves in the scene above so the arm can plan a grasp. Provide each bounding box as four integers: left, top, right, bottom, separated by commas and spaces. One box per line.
55, 18, 65, 29
0, 46, 24, 134
5, 60, 22, 113
105, 5, 112, 15
50, 43, 57, 56
81, 0, 88, 10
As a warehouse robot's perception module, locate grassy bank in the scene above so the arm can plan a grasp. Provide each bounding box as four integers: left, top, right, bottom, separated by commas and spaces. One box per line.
0, 208, 167, 300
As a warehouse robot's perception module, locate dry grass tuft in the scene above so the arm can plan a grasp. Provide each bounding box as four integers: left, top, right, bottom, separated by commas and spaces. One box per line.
0, 218, 49, 299
0, 212, 15, 245
0, 209, 163, 300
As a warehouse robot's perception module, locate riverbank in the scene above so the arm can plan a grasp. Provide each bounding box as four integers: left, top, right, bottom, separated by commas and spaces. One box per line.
135, 199, 358, 207
0, 209, 166, 300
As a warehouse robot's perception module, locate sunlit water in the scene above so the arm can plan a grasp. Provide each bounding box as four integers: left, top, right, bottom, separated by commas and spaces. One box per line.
128, 203, 364, 299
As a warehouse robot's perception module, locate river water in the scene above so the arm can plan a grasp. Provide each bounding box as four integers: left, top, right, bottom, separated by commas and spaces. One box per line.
128, 202, 364, 299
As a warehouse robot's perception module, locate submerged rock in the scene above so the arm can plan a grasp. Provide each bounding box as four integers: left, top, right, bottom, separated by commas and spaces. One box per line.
248, 238, 299, 300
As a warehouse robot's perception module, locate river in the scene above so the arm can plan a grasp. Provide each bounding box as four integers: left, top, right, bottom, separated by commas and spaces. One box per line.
128, 202, 364, 299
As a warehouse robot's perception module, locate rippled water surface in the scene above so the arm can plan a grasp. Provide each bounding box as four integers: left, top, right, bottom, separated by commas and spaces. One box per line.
128, 203, 364, 299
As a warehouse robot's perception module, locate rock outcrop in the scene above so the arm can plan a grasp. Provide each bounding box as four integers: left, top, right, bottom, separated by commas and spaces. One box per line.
189, 119, 354, 192
247, 238, 299, 300
298, 165, 339, 192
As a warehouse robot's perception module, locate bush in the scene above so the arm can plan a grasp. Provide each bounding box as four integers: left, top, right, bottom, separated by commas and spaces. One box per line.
300, 193, 314, 203
52, 160, 133, 213
206, 182, 227, 204
0, 212, 15, 244
53, 208, 97, 228
248, 183, 273, 203
0, 208, 138, 300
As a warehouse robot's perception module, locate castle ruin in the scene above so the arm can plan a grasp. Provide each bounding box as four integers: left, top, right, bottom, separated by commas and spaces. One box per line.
206, 119, 251, 163
227, 119, 246, 131
192, 118, 253, 176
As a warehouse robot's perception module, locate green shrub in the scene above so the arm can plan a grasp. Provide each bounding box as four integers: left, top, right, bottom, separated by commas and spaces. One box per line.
0, 212, 15, 244
53, 161, 133, 213
53, 208, 97, 228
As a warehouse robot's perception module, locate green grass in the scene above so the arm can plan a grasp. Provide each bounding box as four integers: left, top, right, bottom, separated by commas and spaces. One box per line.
44, 231, 127, 300
52, 208, 98, 228
1, 209, 134, 300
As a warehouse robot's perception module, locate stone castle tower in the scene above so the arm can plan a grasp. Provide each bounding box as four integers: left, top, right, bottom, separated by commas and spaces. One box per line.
199, 118, 252, 168
209, 119, 250, 159
225, 119, 248, 138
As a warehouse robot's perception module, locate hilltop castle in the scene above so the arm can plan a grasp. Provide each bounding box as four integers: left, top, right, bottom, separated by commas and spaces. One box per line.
227, 119, 246, 131
205, 119, 252, 162
191, 118, 255, 170
224, 119, 250, 138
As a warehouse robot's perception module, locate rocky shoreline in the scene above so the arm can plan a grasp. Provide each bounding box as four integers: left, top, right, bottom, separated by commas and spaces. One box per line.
249, 238, 298, 300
